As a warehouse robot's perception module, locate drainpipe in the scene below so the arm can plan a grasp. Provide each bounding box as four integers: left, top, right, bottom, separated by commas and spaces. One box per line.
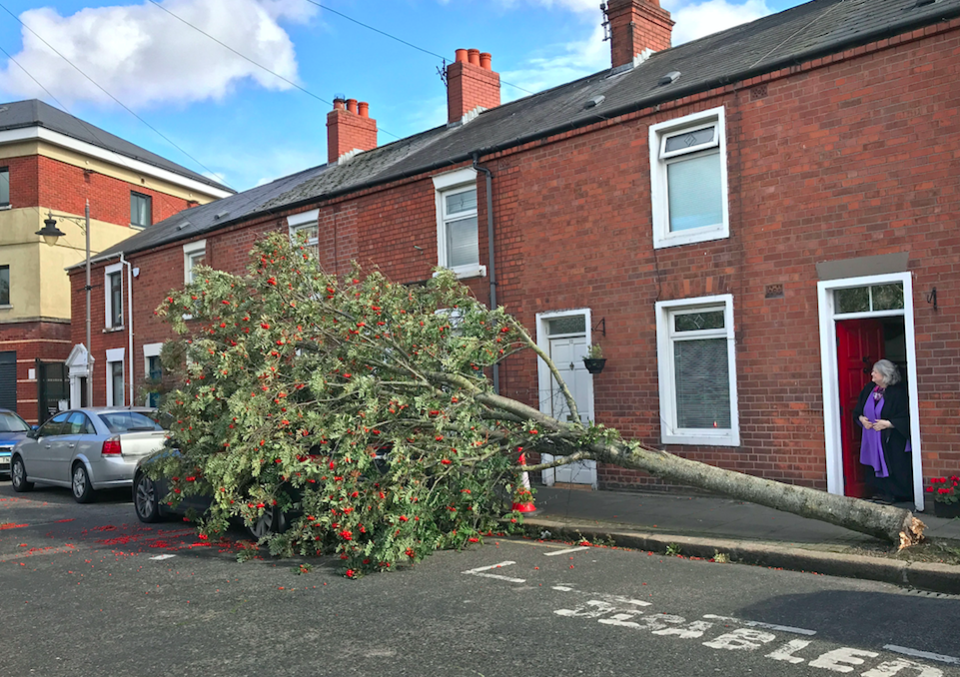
471, 152, 498, 394
120, 253, 134, 407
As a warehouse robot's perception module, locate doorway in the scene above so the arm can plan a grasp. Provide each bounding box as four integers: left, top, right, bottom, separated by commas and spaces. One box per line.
536, 309, 597, 488
836, 317, 908, 498
818, 273, 923, 510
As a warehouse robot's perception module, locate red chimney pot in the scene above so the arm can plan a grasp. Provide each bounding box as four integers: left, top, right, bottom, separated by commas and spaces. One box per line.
358, 102, 369, 118
455, 48, 468, 63
346, 98, 358, 114
467, 49, 481, 66
479, 52, 492, 70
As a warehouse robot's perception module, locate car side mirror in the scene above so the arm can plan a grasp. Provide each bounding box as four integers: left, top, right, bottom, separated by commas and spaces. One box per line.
26, 429, 38, 439
31, 425, 38, 431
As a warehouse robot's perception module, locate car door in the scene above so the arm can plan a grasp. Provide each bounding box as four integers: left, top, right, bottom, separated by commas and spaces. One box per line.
51, 412, 91, 483
25, 412, 69, 480
70, 412, 101, 482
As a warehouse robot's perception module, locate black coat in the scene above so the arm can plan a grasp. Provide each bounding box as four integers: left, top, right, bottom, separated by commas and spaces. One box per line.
853, 382, 911, 457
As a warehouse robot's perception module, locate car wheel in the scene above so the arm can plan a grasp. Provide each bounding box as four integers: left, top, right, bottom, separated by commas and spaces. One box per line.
247, 506, 287, 540
134, 471, 161, 523
10, 456, 33, 492
71, 463, 95, 503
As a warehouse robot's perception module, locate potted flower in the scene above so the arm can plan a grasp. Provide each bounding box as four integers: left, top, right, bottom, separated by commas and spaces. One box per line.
582, 344, 606, 374
926, 476, 960, 518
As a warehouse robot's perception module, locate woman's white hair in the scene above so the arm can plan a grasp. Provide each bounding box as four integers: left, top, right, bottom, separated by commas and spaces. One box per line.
873, 359, 901, 386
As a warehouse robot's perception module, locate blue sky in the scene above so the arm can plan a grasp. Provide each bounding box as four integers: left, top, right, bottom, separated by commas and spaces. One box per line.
0, 0, 806, 192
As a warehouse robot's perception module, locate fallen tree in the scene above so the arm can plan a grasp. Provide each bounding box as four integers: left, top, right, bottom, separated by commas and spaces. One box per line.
153, 233, 922, 576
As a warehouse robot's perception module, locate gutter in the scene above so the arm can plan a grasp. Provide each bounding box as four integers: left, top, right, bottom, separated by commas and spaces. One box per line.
472, 153, 499, 395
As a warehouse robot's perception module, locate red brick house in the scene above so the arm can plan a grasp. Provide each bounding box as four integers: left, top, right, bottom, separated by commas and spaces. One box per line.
70, 0, 960, 512
0, 100, 232, 423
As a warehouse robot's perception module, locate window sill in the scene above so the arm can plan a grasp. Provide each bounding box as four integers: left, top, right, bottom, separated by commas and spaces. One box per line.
0, 204, 11, 211
662, 431, 740, 447
0, 304, 11, 310
102, 326, 125, 333
653, 227, 728, 250
433, 265, 487, 281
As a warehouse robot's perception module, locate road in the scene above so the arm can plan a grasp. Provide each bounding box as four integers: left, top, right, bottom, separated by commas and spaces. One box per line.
1, 480, 958, 677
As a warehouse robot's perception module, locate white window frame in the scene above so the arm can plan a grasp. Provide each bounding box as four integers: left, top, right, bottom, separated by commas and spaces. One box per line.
143, 342, 163, 406
655, 294, 740, 446
104, 262, 123, 329
649, 106, 729, 249
287, 209, 319, 256
183, 239, 206, 285
106, 347, 125, 407
432, 167, 485, 279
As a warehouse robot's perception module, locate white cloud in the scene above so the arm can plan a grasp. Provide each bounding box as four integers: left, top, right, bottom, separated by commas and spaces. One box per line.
0, 0, 317, 109
495, 0, 772, 97
500, 24, 609, 101
664, 0, 771, 45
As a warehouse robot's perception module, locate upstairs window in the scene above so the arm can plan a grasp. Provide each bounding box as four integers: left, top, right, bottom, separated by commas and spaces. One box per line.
131, 192, 152, 227
183, 240, 206, 285
287, 209, 319, 258
432, 168, 484, 279
0, 265, 8, 306
0, 168, 8, 207
104, 263, 123, 328
649, 107, 728, 249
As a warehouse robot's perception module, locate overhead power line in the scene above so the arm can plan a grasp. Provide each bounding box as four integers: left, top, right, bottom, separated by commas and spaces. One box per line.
0, 0, 234, 189
303, 0, 536, 96
144, 0, 402, 140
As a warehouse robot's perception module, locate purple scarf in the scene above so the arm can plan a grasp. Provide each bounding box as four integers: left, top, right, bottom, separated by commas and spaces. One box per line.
859, 391, 888, 478
860, 386, 911, 477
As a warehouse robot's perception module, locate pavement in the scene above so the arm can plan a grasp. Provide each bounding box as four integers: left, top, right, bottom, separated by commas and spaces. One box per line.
522, 485, 960, 594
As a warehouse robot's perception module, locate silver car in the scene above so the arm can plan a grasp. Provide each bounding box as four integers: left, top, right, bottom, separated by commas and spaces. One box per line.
10, 407, 170, 503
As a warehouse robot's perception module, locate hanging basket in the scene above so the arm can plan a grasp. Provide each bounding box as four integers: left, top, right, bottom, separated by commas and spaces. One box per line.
583, 358, 606, 374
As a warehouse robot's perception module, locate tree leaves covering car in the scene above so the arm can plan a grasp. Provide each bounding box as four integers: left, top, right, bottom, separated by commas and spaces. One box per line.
153, 232, 538, 576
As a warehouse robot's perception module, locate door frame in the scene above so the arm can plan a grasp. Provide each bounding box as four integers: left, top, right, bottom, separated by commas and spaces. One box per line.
817, 272, 923, 511
535, 308, 596, 488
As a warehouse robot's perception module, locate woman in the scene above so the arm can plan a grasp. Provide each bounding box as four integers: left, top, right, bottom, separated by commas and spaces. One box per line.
854, 359, 912, 504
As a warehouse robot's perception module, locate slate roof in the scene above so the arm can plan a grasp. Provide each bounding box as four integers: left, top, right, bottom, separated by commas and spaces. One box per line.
89, 0, 960, 264
0, 99, 233, 193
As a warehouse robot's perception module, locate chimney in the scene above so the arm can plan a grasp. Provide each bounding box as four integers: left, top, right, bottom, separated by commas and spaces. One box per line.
326, 96, 377, 164
446, 48, 500, 125
604, 0, 674, 69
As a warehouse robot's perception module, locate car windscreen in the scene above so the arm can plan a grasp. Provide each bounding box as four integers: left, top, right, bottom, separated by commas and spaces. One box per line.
97, 411, 166, 434
0, 411, 30, 432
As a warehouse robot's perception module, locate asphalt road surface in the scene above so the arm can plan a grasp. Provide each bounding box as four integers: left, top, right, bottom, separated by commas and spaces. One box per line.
2, 480, 958, 677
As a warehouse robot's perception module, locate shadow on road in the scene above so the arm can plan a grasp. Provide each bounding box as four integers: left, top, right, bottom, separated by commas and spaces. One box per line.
739, 589, 960, 656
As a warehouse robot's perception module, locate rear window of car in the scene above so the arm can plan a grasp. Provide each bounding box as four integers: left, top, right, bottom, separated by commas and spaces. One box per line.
0, 412, 29, 432
97, 411, 166, 433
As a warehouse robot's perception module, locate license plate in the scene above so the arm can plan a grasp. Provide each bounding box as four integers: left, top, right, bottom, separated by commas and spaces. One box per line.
0, 457, 9, 465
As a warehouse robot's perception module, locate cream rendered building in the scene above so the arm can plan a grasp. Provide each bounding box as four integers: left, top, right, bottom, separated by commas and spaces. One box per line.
0, 100, 232, 423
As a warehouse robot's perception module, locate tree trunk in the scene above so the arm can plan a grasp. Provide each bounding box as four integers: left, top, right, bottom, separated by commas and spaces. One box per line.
587, 441, 925, 548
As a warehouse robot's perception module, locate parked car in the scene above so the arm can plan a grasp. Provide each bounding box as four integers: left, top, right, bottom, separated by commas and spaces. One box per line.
10, 407, 170, 503
0, 409, 33, 478
133, 452, 288, 539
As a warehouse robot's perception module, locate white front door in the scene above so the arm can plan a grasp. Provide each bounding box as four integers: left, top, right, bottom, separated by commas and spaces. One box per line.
537, 311, 597, 488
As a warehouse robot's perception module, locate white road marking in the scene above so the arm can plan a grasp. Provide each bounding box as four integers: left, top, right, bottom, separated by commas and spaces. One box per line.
883, 645, 960, 665
544, 546, 590, 557
149, 554, 177, 561
704, 614, 817, 636
462, 561, 526, 583
552, 585, 575, 591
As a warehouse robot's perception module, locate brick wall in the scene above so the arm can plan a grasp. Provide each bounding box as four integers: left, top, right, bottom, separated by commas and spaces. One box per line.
71, 19, 960, 496
0, 320, 71, 423
37, 155, 195, 225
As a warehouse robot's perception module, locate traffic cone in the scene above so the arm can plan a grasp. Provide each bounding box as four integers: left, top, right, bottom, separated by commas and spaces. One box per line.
512, 453, 537, 513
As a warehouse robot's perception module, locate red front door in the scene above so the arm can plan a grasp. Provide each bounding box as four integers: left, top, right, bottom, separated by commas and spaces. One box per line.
836, 319, 885, 498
